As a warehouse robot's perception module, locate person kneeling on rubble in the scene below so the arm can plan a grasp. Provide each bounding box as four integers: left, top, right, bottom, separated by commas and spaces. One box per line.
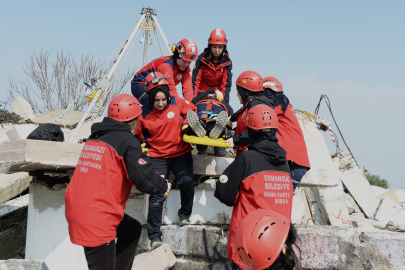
234, 209, 300, 270
182, 87, 233, 157
135, 71, 197, 250
214, 105, 299, 270
262, 77, 310, 190
226, 71, 274, 156
65, 94, 171, 270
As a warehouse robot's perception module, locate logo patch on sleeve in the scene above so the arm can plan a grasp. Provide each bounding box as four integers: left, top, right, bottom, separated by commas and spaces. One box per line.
138, 158, 147, 165
219, 175, 228, 183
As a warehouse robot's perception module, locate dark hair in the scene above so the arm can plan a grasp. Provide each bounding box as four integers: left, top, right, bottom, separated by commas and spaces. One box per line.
266, 223, 300, 270
205, 44, 226, 61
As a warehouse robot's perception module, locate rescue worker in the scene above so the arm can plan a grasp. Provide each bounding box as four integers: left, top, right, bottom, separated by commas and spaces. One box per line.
234, 210, 300, 270
263, 77, 310, 190
183, 87, 233, 157
191, 29, 233, 156
214, 104, 293, 270
65, 94, 170, 270
136, 71, 197, 250
131, 39, 198, 105
226, 71, 274, 155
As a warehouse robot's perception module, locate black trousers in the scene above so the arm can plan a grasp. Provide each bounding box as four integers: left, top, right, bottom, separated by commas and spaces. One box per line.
83, 214, 142, 270
147, 151, 195, 239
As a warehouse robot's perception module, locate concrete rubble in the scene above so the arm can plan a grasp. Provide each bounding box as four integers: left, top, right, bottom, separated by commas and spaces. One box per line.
0, 172, 31, 204
0, 194, 29, 218
0, 98, 405, 269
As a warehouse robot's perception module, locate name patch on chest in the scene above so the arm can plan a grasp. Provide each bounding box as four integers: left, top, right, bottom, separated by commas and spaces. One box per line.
167, 112, 175, 119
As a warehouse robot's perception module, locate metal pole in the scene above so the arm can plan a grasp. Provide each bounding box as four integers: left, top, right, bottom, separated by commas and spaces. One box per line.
143, 14, 149, 66
68, 14, 146, 143
151, 14, 172, 54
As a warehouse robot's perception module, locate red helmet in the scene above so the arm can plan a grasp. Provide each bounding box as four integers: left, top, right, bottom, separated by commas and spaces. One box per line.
145, 71, 169, 92
108, 94, 142, 122
263, 77, 283, 93
236, 71, 263, 92
246, 104, 279, 130
208, 29, 228, 45
234, 210, 290, 270
175, 39, 198, 61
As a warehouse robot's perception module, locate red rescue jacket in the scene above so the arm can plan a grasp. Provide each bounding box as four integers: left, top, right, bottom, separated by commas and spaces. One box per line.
275, 104, 311, 168
136, 96, 196, 158
214, 140, 292, 269
192, 49, 232, 103
65, 118, 167, 247
131, 56, 193, 102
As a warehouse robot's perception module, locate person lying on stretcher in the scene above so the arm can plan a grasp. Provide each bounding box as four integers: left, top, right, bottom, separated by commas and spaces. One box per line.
182, 88, 233, 157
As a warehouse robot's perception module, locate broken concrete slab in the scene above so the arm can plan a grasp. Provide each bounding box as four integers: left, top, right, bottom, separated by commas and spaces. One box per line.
0, 194, 29, 217
0, 260, 49, 270
349, 215, 386, 229
340, 165, 379, 219
32, 109, 93, 129
370, 185, 389, 197
66, 116, 104, 142
0, 173, 31, 204
292, 188, 314, 226
192, 156, 234, 176
296, 113, 340, 187
374, 196, 405, 226
0, 127, 13, 145
298, 226, 405, 270
343, 192, 365, 217
132, 244, 176, 270
11, 97, 36, 121
6, 124, 38, 141
44, 236, 87, 270
312, 184, 352, 226
392, 189, 405, 206
0, 140, 84, 173
151, 180, 233, 225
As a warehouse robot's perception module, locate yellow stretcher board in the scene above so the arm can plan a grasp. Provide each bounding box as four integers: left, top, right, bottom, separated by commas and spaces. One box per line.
183, 134, 230, 147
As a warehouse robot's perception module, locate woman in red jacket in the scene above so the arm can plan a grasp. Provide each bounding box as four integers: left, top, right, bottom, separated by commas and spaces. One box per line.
263, 77, 310, 190
192, 29, 233, 156
65, 94, 170, 270
136, 71, 197, 250
131, 39, 198, 105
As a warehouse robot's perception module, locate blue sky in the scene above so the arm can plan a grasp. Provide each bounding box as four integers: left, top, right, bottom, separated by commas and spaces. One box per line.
1, 0, 404, 188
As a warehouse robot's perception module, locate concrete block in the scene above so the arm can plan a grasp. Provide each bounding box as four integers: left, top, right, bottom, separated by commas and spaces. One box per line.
291, 188, 314, 226
0, 194, 29, 217
33, 109, 94, 129
6, 124, 38, 141
44, 236, 87, 270
0, 172, 31, 204
0, 127, 12, 145
11, 97, 35, 121
312, 184, 352, 226
298, 226, 405, 270
192, 156, 234, 176
26, 183, 68, 260
370, 185, 388, 197
0, 140, 84, 173
0, 260, 49, 270
343, 192, 365, 217
392, 189, 405, 205
374, 196, 405, 226
339, 165, 379, 219
132, 244, 176, 270
159, 180, 233, 225
296, 113, 340, 187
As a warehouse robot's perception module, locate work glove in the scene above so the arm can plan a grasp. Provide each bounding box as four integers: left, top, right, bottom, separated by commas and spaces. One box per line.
141, 143, 149, 156
215, 90, 224, 102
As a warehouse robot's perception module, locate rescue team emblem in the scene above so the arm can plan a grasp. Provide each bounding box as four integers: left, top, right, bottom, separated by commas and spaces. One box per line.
167, 112, 175, 119
219, 175, 228, 183
165, 72, 171, 78
138, 158, 147, 165
242, 79, 249, 85
177, 74, 182, 80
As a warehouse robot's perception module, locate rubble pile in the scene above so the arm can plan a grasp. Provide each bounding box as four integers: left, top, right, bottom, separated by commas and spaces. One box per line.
0, 97, 404, 270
